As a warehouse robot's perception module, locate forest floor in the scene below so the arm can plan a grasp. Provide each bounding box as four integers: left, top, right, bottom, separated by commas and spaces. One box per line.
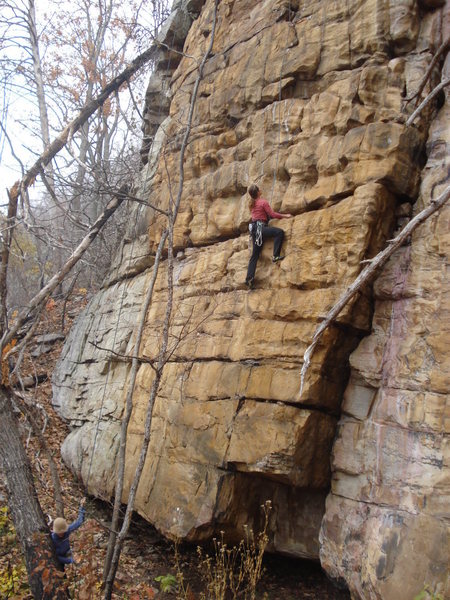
0, 295, 350, 600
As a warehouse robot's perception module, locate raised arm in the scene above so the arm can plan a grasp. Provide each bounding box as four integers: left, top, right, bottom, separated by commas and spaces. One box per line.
262, 199, 292, 220
67, 505, 86, 534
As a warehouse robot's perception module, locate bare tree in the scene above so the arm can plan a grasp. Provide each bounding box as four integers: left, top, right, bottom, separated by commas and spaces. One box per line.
103, 2, 220, 597
27, 0, 53, 180
0, 0, 171, 304
0, 19, 168, 590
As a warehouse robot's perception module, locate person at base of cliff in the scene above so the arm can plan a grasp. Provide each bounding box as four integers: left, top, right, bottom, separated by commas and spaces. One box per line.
51, 499, 86, 567
245, 183, 292, 289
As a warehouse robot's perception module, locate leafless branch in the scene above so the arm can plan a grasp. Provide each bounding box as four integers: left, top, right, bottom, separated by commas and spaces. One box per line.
121, 192, 169, 215
405, 37, 449, 107
1, 184, 129, 351
299, 184, 450, 397
0, 119, 26, 177
406, 78, 450, 126
7, 41, 161, 207
39, 169, 89, 231
88, 340, 158, 370
102, 228, 167, 581
103, 2, 220, 596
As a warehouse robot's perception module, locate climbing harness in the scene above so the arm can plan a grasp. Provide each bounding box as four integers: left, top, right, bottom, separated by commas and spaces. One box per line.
249, 220, 265, 246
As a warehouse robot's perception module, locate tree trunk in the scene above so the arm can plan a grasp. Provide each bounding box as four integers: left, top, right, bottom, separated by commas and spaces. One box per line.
0, 189, 18, 333
27, 0, 53, 174
0, 386, 69, 599
28, 0, 64, 301
14, 391, 65, 518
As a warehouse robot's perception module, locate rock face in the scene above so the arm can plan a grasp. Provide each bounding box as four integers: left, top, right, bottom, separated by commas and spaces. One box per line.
319, 31, 450, 600
52, 1, 449, 598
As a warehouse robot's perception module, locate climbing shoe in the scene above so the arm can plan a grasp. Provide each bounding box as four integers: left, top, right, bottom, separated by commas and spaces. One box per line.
245, 278, 254, 289
272, 255, 285, 263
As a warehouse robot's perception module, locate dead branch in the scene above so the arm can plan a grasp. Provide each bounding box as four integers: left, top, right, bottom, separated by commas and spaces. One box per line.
88, 340, 158, 369
299, 184, 450, 397
406, 78, 450, 126
90, 299, 217, 369
405, 37, 450, 107
164, 301, 217, 365
1, 185, 129, 351
7, 43, 160, 206
121, 192, 169, 215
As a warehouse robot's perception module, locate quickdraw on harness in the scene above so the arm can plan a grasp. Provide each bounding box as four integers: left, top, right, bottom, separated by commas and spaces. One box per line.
249, 220, 265, 247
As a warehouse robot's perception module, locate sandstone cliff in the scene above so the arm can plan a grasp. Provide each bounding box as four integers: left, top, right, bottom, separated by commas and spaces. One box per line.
52, 1, 449, 598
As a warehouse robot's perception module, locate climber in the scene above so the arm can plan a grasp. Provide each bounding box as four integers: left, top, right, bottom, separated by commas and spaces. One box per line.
50, 498, 86, 567
245, 184, 292, 289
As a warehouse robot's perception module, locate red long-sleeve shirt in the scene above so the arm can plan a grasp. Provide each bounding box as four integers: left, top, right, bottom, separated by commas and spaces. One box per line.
251, 198, 284, 222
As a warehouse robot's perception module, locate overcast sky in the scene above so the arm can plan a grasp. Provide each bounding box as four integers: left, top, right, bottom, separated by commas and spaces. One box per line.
0, 0, 169, 206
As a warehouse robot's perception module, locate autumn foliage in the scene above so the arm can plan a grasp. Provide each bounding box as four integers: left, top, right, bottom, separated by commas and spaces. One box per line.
1, 339, 16, 387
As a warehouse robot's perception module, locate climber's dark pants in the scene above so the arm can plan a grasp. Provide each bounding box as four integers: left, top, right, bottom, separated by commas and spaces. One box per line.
246, 225, 284, 282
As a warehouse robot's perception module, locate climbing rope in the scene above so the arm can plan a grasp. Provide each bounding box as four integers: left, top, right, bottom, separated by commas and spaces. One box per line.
269, 0, 295, 203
